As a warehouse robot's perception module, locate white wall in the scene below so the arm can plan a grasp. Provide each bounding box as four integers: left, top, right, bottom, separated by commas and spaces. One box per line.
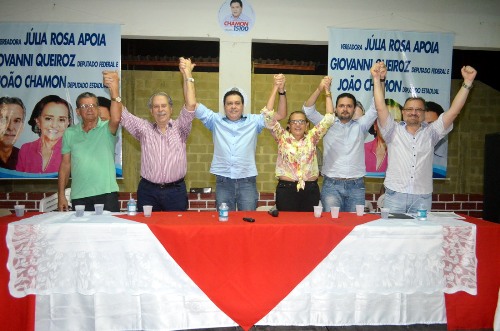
2, 0, 499, 109
3, 0, 498, 48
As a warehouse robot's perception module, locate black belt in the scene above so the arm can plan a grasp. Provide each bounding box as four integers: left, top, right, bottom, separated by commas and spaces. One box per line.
278, 179, 318, 188
141, 177, 184, 188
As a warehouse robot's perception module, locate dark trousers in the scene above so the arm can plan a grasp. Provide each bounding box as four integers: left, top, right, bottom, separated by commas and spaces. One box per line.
275, 180, 320, 212
137, 178, 188, 212
72, 192, 120, 212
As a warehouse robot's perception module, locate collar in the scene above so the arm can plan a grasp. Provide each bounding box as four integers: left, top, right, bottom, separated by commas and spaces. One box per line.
335, 117, 353, 126
223, 115, 247, 123
78, 117, 101, 132
154, 121, 173, 131
399, 120, 428, 128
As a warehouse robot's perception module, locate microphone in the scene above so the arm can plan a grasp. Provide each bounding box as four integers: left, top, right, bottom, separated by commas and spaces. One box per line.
268, 206, 279, 217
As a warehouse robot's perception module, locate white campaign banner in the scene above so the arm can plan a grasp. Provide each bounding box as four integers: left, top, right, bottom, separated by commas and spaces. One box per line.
328, 28, 454, 178
0, 22, 121, 179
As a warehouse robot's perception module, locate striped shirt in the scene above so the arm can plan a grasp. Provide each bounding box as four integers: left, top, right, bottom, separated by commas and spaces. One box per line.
121, 106, 195, 184
379, 113, 452, 194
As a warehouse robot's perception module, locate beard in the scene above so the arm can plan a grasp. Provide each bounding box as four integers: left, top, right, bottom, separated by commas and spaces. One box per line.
405, 115, 420, 123
337, 111, 353, 121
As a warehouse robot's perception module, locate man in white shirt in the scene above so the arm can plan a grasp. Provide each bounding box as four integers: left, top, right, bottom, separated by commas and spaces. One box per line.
371, 62, 477, 213
303, 76, 380, 212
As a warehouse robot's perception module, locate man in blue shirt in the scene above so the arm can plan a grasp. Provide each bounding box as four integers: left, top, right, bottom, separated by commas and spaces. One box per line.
303, 76, 381, 212
196, 82, 287, 211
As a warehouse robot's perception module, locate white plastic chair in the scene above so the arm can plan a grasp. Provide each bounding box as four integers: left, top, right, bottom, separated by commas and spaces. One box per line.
377, 193, 385, 211
365, 200, 375, 212
0, 209, 12, 216
39, 188, 71, 212
256, 205, 273, 211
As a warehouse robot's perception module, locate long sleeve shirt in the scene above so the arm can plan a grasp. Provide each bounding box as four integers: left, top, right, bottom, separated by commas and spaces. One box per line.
120, 106, 194, 184
195, 103, 265, 179
378, 113, 452, 194
303, 99, 377, 178
262, 108, 334, 190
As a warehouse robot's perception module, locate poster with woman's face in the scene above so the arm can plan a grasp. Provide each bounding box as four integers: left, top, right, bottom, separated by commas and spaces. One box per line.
364, 99, 403, 176
0, 22, 122, 179
12, 95, 72, 174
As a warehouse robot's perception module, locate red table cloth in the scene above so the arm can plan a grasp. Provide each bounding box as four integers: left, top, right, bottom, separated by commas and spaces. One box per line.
1, 211, 499, 330
122, 211, 377, 330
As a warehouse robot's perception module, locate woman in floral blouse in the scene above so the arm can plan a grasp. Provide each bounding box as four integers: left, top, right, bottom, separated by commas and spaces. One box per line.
262, 74, 334, 211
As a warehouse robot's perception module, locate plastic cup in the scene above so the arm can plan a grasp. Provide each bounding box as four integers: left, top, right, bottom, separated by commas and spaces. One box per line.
143, 205, 153, 217
381, 207, 390, 219
330, 206, 340, 219
94, 204, 104, 215
313, 205, 323, 218
75, 205, 85, 217
355, 204, 364, 216
14, 205, 25, 217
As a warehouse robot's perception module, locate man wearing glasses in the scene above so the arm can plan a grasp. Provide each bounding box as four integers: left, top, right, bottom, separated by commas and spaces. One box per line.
58, 71, 122, 212
371, 62, 477, 213
303, 75, 381, 212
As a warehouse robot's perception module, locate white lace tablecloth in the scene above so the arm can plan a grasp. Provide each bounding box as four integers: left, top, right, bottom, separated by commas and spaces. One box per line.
6, 212, 477, 330
6, 212, 199, 297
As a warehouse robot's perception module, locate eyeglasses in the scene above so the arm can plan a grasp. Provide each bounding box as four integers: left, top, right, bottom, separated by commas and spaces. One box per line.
78, 104, 97, 109
403, 108, 425, 113
289, 119, 307, 125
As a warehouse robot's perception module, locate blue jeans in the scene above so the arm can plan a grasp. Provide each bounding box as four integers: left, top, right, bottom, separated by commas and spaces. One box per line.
384, 187, 432, 214
137, 178, 188, 212
216, 175, 258, 211
321, 176, 365, 212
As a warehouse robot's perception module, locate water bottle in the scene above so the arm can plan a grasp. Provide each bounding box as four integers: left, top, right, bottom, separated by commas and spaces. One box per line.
127, 198, 137, 216
416, 202, 427, 221
219, 202, 229, 222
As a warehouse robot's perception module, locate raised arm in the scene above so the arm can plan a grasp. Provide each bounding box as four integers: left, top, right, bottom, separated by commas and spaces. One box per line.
261, 75, 287, 138
304, 76, 331, 107
57, 153, 71, 211
324, 79, 334, 115
370, 62, 388, 127
265, 74, 283, 110
180, 57, 197, 112
274, 74, 287, 121
102, 70, 122, 135
442, 65, 477, 129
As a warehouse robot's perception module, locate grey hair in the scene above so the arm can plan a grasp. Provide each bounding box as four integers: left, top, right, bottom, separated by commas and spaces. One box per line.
0, 96, 26, 119
76, 92, 98, 108
148, 92, 173, 109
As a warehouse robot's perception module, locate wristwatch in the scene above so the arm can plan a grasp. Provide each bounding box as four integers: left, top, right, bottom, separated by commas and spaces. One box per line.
111, 96, 122, 103
462, 82, 473, 90
278, 90, 286, 96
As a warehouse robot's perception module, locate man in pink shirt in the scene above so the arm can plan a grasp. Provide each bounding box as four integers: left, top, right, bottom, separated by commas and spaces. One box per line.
120, 58, 196, 211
